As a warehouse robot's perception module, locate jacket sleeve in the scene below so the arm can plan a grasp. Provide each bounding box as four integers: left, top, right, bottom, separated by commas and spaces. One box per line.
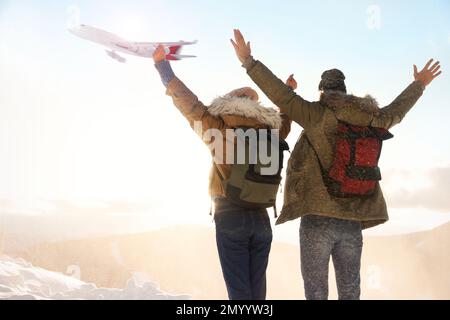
243, 56, 324, 130
165, 77, 225, 139
371, 80, 425, 129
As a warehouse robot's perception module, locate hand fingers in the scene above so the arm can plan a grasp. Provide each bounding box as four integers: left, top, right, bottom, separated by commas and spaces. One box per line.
287, 74, 298, 88
430, 62, 440, 73
233, 29, 239, 40
431, 65, 441, 75
424, 58, 434, 70
155, 45, 164, 56
234, 29, 243, 40
429, 61, 440, 71
230, 39, 238, 50
432, 70, 442, 79
234, 29, 245, 45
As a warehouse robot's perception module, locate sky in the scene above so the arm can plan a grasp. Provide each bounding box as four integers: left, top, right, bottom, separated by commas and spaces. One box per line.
0, 0, 449, 241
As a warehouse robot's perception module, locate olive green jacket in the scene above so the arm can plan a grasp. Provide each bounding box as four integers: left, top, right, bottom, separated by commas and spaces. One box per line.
243, 56, 425, 228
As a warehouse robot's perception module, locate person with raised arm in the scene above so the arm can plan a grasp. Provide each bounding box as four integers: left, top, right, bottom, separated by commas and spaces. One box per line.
152, 44, 295, 300
231, 29, 441, 300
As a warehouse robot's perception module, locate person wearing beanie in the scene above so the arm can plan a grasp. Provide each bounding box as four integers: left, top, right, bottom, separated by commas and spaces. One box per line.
152, 45, 294, 300
231, 29, 442, 300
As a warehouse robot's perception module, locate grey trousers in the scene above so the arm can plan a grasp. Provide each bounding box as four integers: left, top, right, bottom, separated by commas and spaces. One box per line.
300, 214, 363, 300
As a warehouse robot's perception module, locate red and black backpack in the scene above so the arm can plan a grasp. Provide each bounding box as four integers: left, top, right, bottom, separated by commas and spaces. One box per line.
320, 120, 393, 197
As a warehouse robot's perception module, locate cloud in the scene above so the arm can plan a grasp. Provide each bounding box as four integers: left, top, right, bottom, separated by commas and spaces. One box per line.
384, 166, 450, 212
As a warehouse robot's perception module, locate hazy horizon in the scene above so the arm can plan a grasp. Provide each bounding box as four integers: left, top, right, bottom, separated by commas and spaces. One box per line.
3, 222, 449, 300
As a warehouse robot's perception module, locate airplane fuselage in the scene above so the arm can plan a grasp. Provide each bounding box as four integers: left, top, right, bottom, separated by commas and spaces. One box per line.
69, 24, 153, 57
69, 24, 196, 62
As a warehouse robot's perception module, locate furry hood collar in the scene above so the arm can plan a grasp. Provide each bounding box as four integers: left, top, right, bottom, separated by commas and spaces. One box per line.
320, 91, 380, 114
208, 96, 282, 129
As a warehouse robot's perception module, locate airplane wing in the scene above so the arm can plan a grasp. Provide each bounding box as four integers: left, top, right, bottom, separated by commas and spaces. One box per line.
112, 41, 136, 51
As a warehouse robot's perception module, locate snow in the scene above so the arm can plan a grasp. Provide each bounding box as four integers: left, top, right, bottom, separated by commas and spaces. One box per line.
0, 256, 190, 300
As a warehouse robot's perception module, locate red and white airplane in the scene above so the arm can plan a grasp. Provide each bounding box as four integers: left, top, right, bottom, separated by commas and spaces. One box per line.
69, 24, 197, 63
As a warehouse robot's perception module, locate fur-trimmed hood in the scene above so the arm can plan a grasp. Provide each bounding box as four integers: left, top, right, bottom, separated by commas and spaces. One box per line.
208, 96, 282, 129
320, 91, 380, 115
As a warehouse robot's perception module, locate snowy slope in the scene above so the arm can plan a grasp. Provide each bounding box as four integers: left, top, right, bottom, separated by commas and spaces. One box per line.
0, 256, 190, 300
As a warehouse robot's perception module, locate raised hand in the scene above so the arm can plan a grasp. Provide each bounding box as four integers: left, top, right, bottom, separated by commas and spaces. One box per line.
153, 44, 166, 63
286, 74, 298, 90
230, 29, 251, 64
414, 59, 442, 87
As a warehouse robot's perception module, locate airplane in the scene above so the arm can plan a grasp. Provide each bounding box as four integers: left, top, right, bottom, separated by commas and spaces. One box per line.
69, 24, 197, 63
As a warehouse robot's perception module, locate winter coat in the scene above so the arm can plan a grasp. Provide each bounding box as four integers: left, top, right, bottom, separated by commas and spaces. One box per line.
243, 57, 425, 229
165, 77, 291, 198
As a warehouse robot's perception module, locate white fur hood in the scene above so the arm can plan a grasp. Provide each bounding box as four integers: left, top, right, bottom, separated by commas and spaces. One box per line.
208, 96, 282, 129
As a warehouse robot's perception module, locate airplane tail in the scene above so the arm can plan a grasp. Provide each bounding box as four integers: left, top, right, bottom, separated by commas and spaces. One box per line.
165, 45, 182, 60
163, 40, 197, 60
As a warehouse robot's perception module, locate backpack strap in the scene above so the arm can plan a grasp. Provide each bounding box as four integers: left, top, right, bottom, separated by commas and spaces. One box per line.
212, 160, 226, 181
304, 133, 326, 172
303, 133, 334, 196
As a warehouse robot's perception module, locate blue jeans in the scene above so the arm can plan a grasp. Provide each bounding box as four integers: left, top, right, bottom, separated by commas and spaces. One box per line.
214, 198, 272, 300
300, 214, 363, 300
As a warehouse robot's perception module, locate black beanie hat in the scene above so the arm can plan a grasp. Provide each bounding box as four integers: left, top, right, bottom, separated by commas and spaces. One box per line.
318, 69, 347, 93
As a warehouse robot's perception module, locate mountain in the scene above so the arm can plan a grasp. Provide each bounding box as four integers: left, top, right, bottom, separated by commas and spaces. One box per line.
361, 222, 450, 299
0, 255, 189, 300
6, 223, 450, 300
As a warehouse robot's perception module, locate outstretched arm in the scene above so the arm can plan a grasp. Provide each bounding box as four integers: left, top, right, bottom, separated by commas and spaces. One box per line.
153, 45, 224, 136
371, 59, 442, 129
276, 75, 297, 139
231, 29, 324, 130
